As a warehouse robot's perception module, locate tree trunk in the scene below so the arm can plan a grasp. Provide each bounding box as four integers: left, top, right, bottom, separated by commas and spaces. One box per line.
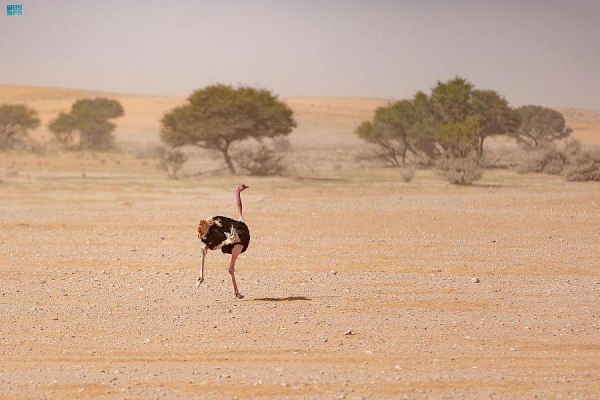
222, 146, 236, 174
478, 136, 485, 158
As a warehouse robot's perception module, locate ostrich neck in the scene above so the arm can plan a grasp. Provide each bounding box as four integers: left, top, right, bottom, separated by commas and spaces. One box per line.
236, 189, 244, 222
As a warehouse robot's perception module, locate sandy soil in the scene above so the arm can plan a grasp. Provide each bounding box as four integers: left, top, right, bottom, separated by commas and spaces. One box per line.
1, 86, 599, 399
1, 164, 599, 399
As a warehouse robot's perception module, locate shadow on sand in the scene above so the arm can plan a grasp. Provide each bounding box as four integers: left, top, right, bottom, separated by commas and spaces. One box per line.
253, 296, 311, 302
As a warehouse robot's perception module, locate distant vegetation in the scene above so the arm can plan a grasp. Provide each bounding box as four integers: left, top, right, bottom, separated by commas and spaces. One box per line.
0, 104, 40, 151
1, 80, 599, 182
354, 76, 597, 184
48, 98, 124, 150
160, 84, 296, 175
516, 139, 600, 181
155, 145, 188, 180
511, 105, 572, 150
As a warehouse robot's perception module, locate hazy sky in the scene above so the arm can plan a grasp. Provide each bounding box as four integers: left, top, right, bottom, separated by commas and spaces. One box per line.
1, 0, 599, 109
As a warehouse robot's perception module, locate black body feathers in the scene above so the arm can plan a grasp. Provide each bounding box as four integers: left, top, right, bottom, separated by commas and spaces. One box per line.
200, 216, 250, 254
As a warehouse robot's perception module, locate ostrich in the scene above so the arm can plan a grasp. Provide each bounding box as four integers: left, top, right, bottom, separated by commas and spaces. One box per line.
196, 184, 250, 299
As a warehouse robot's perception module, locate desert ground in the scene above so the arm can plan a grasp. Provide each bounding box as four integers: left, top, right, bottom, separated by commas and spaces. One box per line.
1, 85, 599, 399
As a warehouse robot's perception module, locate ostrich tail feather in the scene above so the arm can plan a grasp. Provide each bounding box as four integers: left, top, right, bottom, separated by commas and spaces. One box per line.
197, 220, 210, 239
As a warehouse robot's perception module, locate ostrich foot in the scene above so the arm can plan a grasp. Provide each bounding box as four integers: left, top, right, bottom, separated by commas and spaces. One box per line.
196, 277, 204, 287
235, 292, 244, 299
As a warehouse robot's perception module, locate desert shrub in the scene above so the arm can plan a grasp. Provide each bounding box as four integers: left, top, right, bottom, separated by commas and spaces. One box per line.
400, 167, 415, 182
233, 141, 286, 176
563, 149, 600, 182
273, 136, 291, 152
135, 145, 160, 159
156, 146, 188, 179
563, 139, 583, 159
436, 153, 483, 185
516, 145, 568, 175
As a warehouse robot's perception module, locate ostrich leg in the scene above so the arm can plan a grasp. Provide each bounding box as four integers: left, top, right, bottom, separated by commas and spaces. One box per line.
229, 244, 244, 299
196, 246, 207, 287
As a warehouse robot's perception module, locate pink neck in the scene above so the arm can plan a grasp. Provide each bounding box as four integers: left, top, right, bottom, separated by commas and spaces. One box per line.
236, 188, 244, 222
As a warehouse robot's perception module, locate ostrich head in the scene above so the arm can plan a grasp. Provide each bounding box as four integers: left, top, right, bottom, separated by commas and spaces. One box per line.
237, 183, 249, 192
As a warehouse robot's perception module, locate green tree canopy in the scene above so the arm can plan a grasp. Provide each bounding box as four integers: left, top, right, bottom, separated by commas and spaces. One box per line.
355, 101, 413, 167
48, 113, 75, 145
430, 77, 474, 124
354, 93, 440, 167
0, 104, 40, 151
48, 98, 124, 150
160, 84, 296, 174
512, 105, 572, 149
356, 77, 521, 165
472, 90, 520, 156
435, 116, 481, 158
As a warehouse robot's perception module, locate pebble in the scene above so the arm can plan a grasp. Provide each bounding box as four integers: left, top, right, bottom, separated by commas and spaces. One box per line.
471, 277, 480, 283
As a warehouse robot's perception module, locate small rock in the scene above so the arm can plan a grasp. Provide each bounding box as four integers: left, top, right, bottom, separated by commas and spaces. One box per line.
471, 277, 480, 283
330, 270, 337, 275
344, 330, 356, 335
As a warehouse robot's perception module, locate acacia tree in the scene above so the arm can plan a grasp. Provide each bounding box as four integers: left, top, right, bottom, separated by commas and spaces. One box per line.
511, 105, 572, 149
356, 77, 520, 166
430, 78, 521, 158
472, 90, 520, 157
409, 91, 439, 160
355, 101, 414, 167
48, 98, 124, 150
355, 93, 439, 167
160, 84, 296, 174
0, 104, 40, 151
48, 113, 75, 146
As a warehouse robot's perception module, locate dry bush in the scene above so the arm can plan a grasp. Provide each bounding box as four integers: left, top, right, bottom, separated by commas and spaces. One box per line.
515, 139, 600, 181
272, 137, 291, 153
436, 153, 483, 185
156, 146, 189, 179
400, 167, 415, 182
135, 145, 160, 160
232, 141, 286, 176
516, 145, 568, 175
564, 149, 600, 182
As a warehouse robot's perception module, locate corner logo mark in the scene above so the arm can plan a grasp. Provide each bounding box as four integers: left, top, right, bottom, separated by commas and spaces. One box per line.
7, 4, 23, 16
